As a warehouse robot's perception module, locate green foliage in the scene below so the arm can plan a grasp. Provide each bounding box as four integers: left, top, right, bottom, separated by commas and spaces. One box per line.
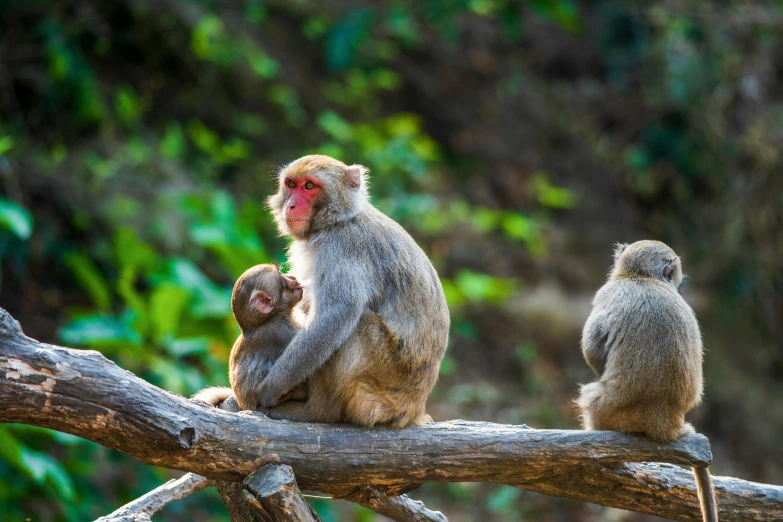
0, 198, 33, 240
13, 0, 781, 521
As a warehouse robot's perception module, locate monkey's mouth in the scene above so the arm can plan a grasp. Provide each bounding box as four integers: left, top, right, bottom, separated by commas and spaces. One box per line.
292, 286, 304, 300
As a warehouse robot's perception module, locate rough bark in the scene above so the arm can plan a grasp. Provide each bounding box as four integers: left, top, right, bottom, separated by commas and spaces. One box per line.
1, 308, 782, 521
244, 464, 322, 522
343, 487, 448, 522
95, 473, 214, 521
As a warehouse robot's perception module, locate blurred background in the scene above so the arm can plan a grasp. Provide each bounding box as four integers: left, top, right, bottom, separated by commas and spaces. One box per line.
1, 0, 781, 520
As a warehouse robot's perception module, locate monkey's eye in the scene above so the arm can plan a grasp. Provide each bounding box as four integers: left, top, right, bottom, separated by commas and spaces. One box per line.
286, 179, 296, 189
304, 181, 315, 190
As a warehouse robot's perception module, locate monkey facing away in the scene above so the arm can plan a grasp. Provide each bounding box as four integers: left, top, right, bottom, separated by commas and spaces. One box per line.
193, 264, 307, 410
257, 154, 450, 428
577, 240, 718, 522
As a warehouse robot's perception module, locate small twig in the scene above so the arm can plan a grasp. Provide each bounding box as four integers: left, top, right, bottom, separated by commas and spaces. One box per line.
344, 486, 448, 522
95, 473, 214, 522
244, 465, 323, 522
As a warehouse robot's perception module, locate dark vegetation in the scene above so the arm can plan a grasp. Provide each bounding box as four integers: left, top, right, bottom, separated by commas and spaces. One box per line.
0, 1, 781, 520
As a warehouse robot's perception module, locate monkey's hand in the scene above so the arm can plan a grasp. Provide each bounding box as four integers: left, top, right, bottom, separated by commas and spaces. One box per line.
258, 375, 289, 408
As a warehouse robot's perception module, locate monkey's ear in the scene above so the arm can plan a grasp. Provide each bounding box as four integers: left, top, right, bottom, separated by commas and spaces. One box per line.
249, 290, 275, 315
345, 164, 369, 190
613, 242, 629, 262
662, 257, 677, 281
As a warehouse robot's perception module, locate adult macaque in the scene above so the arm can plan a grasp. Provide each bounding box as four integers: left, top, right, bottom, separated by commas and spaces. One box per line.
260, 154, 450, 428
577, 240, 718, 522
193, 264, 307, 410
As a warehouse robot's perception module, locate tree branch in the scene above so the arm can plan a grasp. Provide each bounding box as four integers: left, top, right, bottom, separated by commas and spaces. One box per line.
1, 308, 781, 521
343, 487, 447, 522
95, 473, 214, 521
243, 464, 322, 522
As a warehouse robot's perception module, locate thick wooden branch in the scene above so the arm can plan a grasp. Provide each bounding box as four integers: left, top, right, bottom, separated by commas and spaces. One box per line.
96, 473, 214, 521
1, 308, 781, 521
244, 465, 322, 522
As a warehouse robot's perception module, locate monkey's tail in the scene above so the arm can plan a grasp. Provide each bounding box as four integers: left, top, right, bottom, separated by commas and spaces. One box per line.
192, 386, 233, 406
693, 466, 719, 522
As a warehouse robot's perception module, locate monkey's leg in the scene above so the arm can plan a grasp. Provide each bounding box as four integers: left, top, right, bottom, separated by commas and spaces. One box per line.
261, 401, 313, 422
694, 466, 719, 522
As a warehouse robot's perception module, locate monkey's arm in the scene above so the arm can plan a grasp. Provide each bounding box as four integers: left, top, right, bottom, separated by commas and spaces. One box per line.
259, 261, 369, 407
581, 314, 610, 376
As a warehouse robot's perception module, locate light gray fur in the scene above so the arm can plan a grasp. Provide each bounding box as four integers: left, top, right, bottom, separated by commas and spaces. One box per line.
577, 240, 717, 522
261, 155, 450, 427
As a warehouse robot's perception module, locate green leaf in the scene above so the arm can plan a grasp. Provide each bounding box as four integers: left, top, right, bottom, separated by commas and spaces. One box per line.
166, 337, 210, 358
166, 259, 231, 318
246, 46, 279, 78
0, 429, 74, 500
20, 451, 74, 500
114, 85, 143, 125
161, 122, 186, 159
114, 227, 157, 273
326, 9, 376, 72
439, 354, 457, 376
501, 213, 535, 240
191, 15, 227, 61
0, 135, 14, 156
149, 283, 191, 343
63, 252, 112, 312
455, 270, 517, 304
0, 198, 33, 239
318, 111, 354, 141
118, 267, 149, 338
529, 172, 576, 208
471, 208, 499, 232
487, 484, 520, 513
58, 314, 142, 347
440, 278, 466, 307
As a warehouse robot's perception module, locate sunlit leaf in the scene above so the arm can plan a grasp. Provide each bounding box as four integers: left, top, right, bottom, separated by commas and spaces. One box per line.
501, 213, 535, 240
165, 337, 210, 358
20, 451, 74, 500
455, 270, 517, 304
0, 198, 33, 239
149, 283, 191, 343
440, 278, 466, 307
161, 122, 186, 159
0, 135, 14, 156
114, 227, 157, 273
191, 15, 227, 61
166, 258, 231, 318
318, 111, 353, 141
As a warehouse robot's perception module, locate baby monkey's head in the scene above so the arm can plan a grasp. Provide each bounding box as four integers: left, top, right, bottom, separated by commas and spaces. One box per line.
610, 240, 684, 288
231, 264, 303, 331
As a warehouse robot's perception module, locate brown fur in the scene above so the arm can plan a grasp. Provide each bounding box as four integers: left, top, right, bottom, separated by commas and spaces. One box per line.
192, 264, 306, 410
260, 155, 449, 428
577, 240, 718, 522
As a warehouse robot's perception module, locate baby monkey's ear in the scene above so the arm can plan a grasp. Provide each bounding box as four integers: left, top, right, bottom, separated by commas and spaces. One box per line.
613, 242, 629, 263
249, 290, 275, 315
662, 256, 678, 281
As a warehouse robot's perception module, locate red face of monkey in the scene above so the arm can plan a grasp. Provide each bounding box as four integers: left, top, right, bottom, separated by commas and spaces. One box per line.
269, 155, 368, 239
282, 175, 322, 237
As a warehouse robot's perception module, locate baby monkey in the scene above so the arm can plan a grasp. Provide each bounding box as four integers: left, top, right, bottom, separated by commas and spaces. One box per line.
193, 264, 307, 410
577, 240, 718, 522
